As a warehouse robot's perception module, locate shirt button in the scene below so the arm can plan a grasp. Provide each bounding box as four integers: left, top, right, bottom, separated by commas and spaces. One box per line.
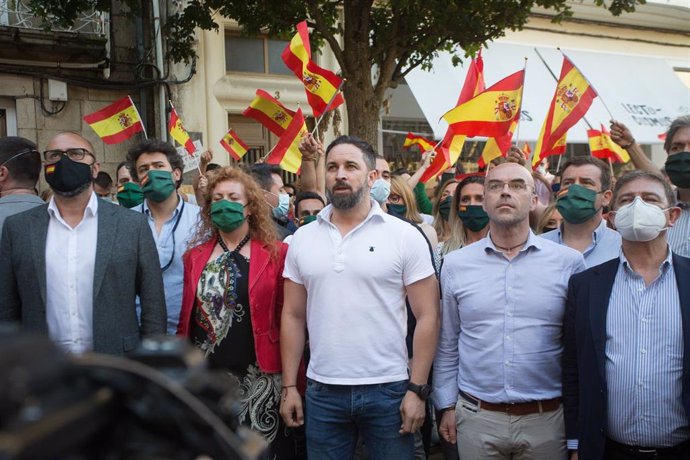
506, 335, 512, 340
641, 349, 647, 354
505, 360, 511, 366
507, 311, 513, 317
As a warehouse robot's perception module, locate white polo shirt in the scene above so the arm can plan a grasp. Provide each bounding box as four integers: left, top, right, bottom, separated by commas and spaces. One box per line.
283, 200, 435, 385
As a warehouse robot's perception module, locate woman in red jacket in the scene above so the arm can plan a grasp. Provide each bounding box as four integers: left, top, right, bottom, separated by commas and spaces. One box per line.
177, 166, 301, 458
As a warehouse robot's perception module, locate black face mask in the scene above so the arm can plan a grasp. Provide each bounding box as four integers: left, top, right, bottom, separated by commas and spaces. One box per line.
44, 156, 93, 196
665, 151, 690, 189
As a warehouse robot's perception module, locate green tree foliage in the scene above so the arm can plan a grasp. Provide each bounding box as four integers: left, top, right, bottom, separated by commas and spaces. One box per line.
26, 0, 643, 144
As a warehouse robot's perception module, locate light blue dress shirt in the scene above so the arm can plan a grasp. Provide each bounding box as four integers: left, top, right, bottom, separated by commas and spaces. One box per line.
668, 198, 690, 258
540, 218, 621, 268
433, 231, 586, 410
134, 197, 200, 334
606, 249, 690, 447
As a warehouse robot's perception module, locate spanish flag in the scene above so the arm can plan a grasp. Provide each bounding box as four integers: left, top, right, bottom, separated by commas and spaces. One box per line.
478, 120, 518, 168
420, 51, 485, 183
266, 108, 307, 173
588, 124, 630, 163
403, 133, 435, 152
282, 20, 344, 117
534, 131, 568, 167
168, 107, 195, 155
83, 96, 145, 144
442, 69, 524, 139
532, 56, 597, 167
242, 89, 296, 136
220, 129, 250, 161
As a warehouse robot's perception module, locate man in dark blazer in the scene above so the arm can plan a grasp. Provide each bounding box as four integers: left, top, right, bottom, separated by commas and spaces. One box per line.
0, 132, 166, 355
563, 170, 690, 460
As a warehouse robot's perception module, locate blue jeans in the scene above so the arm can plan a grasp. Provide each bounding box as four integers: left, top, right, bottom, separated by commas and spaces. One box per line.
305, 378, 414, 460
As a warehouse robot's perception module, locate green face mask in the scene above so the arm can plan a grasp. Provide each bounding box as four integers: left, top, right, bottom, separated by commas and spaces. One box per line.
664, 151, 690, 189
457, 205, 489, 232
116, 182, 144, 208
299, 215, 317, 226
556, 184, 599, 224
387, 203, 407, 216
210, 200, 245, 233
142, 170, 176, 202
439, 196, 452, 220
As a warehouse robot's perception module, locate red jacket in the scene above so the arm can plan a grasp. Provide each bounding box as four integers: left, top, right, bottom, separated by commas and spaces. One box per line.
177, 238, 288, 374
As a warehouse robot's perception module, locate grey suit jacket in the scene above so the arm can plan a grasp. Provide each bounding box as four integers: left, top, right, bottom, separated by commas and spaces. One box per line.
0, 198, 167, 355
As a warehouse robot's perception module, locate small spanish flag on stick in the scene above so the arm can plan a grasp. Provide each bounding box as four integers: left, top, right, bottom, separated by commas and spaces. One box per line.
220, 129, 250, 161
168, 102, 195, 155
403, 133, 435, 152
83, 96, 146, 144
242, 89, 296, 136
266, 108, 307, 173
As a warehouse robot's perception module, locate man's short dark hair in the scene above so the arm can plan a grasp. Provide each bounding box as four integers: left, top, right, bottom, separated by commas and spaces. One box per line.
126, 139, 184, 179
325, 135, 377, 171
561, 155, 612, 191
664, 115, 690, 154
294, 191, 325, 215
612, 170, 675, 210
0, 136, 41, 187
206, 163, 221, 172
94, 171, 113, 189
248, 163, 282, 192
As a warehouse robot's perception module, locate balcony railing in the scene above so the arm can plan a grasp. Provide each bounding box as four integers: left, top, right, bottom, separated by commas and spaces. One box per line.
0, 0, 106, 36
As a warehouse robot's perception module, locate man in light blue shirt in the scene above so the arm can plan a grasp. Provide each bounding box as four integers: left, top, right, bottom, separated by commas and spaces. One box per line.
434, 162, 585, 459
541, 156, 620, 267
127, 140, 200, 334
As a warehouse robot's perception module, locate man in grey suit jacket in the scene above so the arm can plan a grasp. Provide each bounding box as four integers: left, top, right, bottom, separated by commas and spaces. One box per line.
0, 132, 166, 355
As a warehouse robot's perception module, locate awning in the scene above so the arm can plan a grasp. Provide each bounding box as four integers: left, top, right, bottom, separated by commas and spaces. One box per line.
404, 42, 690, 144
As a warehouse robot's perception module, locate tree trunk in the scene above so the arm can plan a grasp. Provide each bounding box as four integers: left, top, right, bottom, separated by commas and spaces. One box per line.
343, 80, 383, 150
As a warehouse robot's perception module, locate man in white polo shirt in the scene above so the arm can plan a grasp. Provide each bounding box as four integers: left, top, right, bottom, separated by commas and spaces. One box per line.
280, 135, 440, 459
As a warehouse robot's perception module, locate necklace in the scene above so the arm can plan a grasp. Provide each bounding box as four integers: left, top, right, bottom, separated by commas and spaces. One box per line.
491, 236, 529, 254
217, 233, 250, 254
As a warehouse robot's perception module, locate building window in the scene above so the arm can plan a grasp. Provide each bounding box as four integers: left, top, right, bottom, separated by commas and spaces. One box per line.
225, 35, 293, 76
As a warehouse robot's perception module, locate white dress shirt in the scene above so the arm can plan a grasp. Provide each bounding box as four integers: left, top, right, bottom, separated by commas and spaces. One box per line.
45, 193, 99, 353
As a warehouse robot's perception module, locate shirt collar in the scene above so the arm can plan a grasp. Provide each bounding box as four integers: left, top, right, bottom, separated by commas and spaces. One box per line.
483, 229, 542, 254
619, 246, 673, 276
142, 194, 183, 217
318, 199, 386, 225
48, 192, 99, 220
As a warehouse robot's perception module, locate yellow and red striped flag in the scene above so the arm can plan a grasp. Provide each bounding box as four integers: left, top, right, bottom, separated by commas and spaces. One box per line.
532, 56, 597, 167
403, 133, 435, 151
282, 20, 344, 117
83, 96, 145, 144
478, 120, 518, 168
242, 89, 296, 136
266, 108, 307, 173
588, 124, 630, 163
220, 129, 250, 161
168, 106, 195, 155
420, 51, 485, 183
442, 69, 524, 139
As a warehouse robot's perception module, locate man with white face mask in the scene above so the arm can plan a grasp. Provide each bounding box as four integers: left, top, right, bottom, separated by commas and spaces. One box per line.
563, 170, 690, 460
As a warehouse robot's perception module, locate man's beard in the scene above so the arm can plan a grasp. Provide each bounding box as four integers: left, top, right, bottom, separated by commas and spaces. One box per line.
327, 181, 366, 210
51, 181, 91, 198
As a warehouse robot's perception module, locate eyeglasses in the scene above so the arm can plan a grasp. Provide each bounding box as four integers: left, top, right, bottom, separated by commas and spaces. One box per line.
388, 193, 403, 203
43, 148, 94, 164
486, 180, 532, 193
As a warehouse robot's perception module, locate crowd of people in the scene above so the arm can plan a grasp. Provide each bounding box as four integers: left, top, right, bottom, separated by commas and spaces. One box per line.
0, 115, 689, 460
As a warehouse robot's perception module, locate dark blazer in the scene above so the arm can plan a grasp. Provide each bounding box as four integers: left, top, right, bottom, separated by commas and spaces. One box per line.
563, 254, 690, 460
0, 199, 167, 355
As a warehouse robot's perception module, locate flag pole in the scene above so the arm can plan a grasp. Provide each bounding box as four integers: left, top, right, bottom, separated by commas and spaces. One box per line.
311, 78, 347, 136
170, 99, 203, 175
558, 48, 615, 121
130, 95, 148, 140
514, 57, 528, 147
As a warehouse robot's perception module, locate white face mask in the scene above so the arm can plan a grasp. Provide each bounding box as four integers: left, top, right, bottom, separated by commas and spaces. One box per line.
369, 178, 390, 204
614, 196, 669, 242
271, 192, 290, 220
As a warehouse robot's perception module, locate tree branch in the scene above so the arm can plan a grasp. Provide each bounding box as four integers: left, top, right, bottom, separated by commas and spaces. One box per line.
305, 0, 347, 73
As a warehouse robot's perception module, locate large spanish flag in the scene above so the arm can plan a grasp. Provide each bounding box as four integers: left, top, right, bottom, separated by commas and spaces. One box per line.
266, 108, 307, 173
442, 69, 524, 139
168, 107, 195, 155
242, 89, 296, 136
282, 20, 344, 117
220, 129, 250, 161
403, 133, 435, 152
532, 56, 597, 167
420, 51, 485, 183
588, 124, 630, 163
83, 96, 145, 144
534, 130, 567, 166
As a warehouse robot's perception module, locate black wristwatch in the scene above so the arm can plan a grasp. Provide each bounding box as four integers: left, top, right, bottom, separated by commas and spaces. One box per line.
407, 382, 432, 400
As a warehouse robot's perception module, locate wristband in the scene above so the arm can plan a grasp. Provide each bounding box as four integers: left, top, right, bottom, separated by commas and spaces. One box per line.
282, 385, 297, 390
620, 139, 635, 149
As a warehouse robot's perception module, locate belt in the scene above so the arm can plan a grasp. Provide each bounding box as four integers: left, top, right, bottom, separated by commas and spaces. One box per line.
459, 390, 560, 416
606, 438, 690, 459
